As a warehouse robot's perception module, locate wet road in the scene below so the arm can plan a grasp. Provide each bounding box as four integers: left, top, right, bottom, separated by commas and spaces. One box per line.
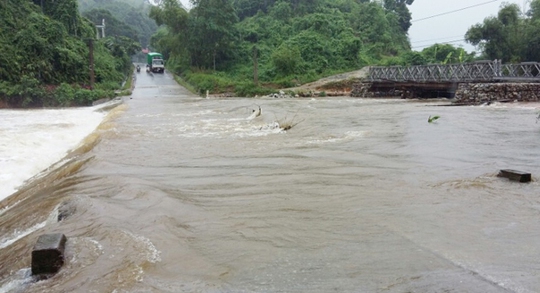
1, 68, 540, 292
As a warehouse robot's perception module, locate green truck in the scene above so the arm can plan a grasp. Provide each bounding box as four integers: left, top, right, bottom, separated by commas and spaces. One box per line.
147, 52, 164, 73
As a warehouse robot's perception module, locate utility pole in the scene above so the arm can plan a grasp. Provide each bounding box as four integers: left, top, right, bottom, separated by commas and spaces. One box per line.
253, 46, 258, 86
87, 39, 95, 90
96, 19, 105, 39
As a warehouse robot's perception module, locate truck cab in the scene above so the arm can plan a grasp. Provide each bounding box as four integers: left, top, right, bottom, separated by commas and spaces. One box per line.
147, 52, 165, 73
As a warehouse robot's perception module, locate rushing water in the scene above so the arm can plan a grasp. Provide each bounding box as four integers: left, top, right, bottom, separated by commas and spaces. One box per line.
0, 105, 114, 202
1, 71, 540, 293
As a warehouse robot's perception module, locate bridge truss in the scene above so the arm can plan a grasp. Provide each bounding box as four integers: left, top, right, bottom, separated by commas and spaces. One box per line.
368, 60, 540, 83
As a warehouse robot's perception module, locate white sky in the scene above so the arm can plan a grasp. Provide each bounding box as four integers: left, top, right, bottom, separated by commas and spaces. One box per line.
408, 0, 529, 52
179, 0, 190, 9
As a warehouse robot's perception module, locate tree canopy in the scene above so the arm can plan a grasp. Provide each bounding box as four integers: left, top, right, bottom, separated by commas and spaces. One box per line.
149, 0, 416, 90
78, 0, 159, 48
465, 0, 540, 62
0, 0, 138, 106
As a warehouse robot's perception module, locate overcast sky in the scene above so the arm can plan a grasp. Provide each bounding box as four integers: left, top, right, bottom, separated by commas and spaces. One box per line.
408, 0, 528, 52
178, 0, 527, 53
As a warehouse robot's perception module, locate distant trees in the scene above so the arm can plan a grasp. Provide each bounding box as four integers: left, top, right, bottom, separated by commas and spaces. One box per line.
0, 0, 136, 106
188, 0, 238, 69
150, 0, 411, 81
83, 9, 139, 41
79, 0, 158, 48
465, 0, 540, 62
383, 0, 414, 33
420, 44, 475, 64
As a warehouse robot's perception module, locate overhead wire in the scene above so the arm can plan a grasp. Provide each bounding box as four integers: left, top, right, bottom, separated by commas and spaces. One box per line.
410, 0, 503, 49
412, 39, 467, 49
411, 35, 466, 44
412, 0, 501, 23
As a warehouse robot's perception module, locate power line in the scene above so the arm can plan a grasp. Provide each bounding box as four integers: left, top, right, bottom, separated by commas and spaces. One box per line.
412, 0, 500, 23
411, 35, 465, 44
412, 39, 467, 49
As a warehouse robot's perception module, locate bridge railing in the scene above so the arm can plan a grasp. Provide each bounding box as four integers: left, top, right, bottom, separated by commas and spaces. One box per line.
368, 60, 540, 83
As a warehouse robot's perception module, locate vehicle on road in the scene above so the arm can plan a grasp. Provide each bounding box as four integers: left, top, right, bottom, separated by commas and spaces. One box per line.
147, 52, 165, 73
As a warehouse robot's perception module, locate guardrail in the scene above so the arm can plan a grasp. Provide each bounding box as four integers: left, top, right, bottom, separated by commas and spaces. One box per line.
368, 60, 540, 83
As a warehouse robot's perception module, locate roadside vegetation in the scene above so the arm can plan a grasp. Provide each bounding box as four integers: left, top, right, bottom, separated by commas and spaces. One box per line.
3, 0, 540, 105
149, 0, 417, 96
79, 0, 158, 63
0, 0, 141, 107
147, 0, 540, 96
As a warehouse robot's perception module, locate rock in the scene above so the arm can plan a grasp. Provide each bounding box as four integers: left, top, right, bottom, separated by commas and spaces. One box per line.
32, 234, 67, 276
57, 201, 76, 222
452, 83, 540, 105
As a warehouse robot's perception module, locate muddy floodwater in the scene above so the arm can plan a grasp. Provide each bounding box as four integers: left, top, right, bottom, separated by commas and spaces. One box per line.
1, 71, 540, 293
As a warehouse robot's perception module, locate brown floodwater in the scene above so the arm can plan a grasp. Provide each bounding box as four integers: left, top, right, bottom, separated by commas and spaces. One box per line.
1, 70, 540, 293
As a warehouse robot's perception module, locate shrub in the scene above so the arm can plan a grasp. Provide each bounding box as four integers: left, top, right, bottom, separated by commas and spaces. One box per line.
54, 83, 76, 106
74, 89, 98, 105
235, 82, 274, 97
271, 44, 304, 76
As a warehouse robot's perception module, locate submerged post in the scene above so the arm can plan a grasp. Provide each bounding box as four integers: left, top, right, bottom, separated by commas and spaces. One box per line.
31, 234, 67, 276
497, 169, 532, 183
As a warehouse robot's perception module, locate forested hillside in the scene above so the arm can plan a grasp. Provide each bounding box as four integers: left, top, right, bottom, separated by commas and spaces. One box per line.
5, 0, 538, 103
78, 0, 158, 50
148, 0, 475, 96
0, 0, 139, 107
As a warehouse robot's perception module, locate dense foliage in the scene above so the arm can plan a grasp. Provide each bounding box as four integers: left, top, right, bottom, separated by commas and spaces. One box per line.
149, 0, 418, 95
79, 0, 159, 50
0, 0, 137, 107
465, 0, 540, 62
79, 0, 159, 64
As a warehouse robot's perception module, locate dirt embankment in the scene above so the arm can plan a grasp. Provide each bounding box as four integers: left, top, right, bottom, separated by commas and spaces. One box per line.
282, 67, 369, 96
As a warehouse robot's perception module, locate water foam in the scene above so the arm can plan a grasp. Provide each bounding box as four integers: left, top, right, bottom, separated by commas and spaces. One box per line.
123, 231, 162, 264
0, 102, 113, 202
0, 205, 60, 250
0, 221, 47, 250
0, 268, 33, 293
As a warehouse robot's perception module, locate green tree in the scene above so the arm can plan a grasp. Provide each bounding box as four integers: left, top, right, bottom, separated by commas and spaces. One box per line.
188, 0, 239, 69
0, 0, 130, 106
420, 44, 474, 64
383, 0, 414, 33
79, 0, 159, 49
146, 0, 428, 94
271, 43, 303, 75
232, 0, 276, 20
149, 0, 190, 70
465, 3, 524, 62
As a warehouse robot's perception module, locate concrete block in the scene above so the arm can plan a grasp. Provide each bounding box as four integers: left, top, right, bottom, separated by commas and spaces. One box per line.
498, 169, 532, 183
31, 233, 67, 276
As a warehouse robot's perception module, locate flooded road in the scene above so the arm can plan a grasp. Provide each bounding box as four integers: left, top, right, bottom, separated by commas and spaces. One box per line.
1, 69, 540, 292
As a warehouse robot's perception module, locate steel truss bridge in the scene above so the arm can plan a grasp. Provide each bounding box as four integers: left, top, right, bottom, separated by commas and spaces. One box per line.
364, 60, 540, 98
368, 60, 540, 83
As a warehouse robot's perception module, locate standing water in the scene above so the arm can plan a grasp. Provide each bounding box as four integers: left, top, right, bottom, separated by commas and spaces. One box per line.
1, 71, 540, 292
